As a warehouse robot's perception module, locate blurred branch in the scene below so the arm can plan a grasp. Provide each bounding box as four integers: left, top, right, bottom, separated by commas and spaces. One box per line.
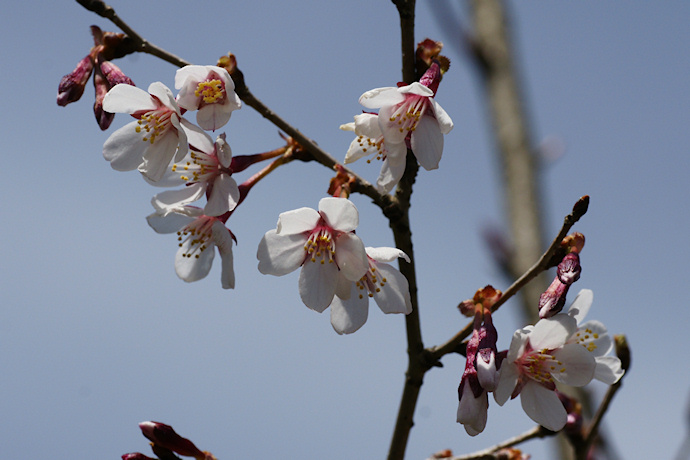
450, 426, 555, 460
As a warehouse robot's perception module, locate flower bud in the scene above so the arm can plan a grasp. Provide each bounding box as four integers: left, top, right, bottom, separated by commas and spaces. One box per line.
557, 252, 581, 285
57, 55, 94, 106
538, 278, 569, 319
121, 454, 157, 460
139, 421, 205, 458
93, 68, 114, 130
99, 58, 134, 88
419, 60, 442, 95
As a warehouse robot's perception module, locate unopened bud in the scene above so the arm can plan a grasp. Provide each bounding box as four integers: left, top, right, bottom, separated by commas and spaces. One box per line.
139, 421, 205, 458
122, 454, 157, 460
561, 232, 585, 254
614, 334, 631, 371
557, 252, 581, 285
419, 60, 443, 95
57, 55, 93, 106
93, 68, 114, 130
99, 58, 134, 88
538, 278, 569, 319
495, 447, 531, 460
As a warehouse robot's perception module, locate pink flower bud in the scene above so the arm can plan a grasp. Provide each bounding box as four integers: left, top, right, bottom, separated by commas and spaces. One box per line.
139, 421, 205, 458
99, 58, 134, 88
57, 55, 94, 106
419, 60, 442, 95
92, 68, 114, 130
538, 278, 569, 319
122, 454, 157, 460
557, 252, 581, 285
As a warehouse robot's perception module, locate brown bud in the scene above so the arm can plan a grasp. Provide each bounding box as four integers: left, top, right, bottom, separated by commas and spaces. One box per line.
57, 55, 93, 106
614, 334, 631, 371
139, 421, 205, 458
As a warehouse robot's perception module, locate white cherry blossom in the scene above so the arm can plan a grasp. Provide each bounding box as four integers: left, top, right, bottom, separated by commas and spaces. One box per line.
494, 313, 596, 431
257, 198, 369, 313
329, 247, 412, 334
147, 204, 235, 289
175, 65, 241, 131
103, 82, 206, 182
340, 113, 407, 193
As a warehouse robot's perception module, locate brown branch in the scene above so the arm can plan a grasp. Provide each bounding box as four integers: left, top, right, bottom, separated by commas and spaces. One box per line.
427, 196, 589, 362
450, 426, 555, 460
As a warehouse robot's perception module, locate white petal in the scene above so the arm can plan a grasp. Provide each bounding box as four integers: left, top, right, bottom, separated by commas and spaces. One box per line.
256, 230, 307, 276
398, 82, 434, 97
175, 65, 211, 88
299, 258, 339, 312
334, 233, 369, 281
343, 137, 371, 164
146, 212, 194, 234
457, 384, 488, 436
377, 103, 407, 144
103, 84, 156, 114
148, 82, 178, 112
197, 103, 232, 131
102, 121, 148, 171
318, 197, 359, 232
570, 320, 613, 357
365, 246, 409, 263
205, 174, 240, 216
175, 239, 215, 283
551, 343, 596, 387
275, 207, 320, 235
371, 262, 412, 315
353, 113, 383, 138
567, 289, 594, 325
594, 356, 624, 384
520, 381, 567, 431
138, 130, 180, 182
330, 287, 369, 334
215, 134, 233, 168
529, 314, 577, 350
430, 98, 453, 134
212, 221, 235, 289
410, 115, 444, 170
152, 184, 205, 213
179, 118, 211, 157
493, 361, 518, 406
358, 87, 403, 109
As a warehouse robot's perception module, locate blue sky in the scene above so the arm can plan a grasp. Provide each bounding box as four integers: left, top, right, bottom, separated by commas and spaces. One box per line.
2, 1, 689, 459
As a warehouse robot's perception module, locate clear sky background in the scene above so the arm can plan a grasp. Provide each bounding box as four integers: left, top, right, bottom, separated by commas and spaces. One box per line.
2, 1, 689, 459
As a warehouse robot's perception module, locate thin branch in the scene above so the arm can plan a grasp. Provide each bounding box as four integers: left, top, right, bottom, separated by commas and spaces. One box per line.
427, 195, 590, 362
450, 426, 555, 460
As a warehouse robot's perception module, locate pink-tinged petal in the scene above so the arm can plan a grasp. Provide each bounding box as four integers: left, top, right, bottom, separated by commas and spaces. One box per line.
152, 184, 205, 214
205, 174, 240, 216
377, 103, 407, 144
493, 361, 518, 406
430, 99, 453, 134
215, 134, 233, 168
197, 103, 232, 131
594, 356, 624, 384
257, 230, 307, 276
457, 384, 488, 436
398, 82, 435, 97
506, 327, 531, 362
103, 121, 147, 171
175, 65, 210, 90
276, 207, 320, 235
477, 353, 499, 392
567, 289, 594, 325
365, 247, 409, 263
358, 87, 403, 109
103, 84, 156, 114
212, 221, 235, 289
334, 233, 368, 281
571, 320, 613, 357
371, 262, 412, 314
318, 197, 359, 232
410, 115, 444, 170
175, 239, 215, 282
148, 82, 178, 113
138, 130, 180, 181
146, 212, 195, 234
298, 259, 339, 312
520, 381, 567, 431
529, 314, 577, 350
551, 343, 596, 387
330, 287, 369, 334
352, 113, 383, 139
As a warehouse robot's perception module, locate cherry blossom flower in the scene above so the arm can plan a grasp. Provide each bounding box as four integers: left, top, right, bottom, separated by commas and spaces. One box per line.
358, 61, 453, 172
340, 113, 407, 193
493, 313, 596, 431
565, 289, 624, 385
257, 197, 369, 312
175, 65, 241, 131
102, 82, 206, 182
146, 204, 234, 289
329, 247, 412, 334
150, 132, 240, 217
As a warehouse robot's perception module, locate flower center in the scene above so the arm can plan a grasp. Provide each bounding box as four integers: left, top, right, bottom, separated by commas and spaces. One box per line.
177, 216, 216, 259
172, 151, 220, 183
355, 135, 386, 163
135, 108, 174, 144
389, 95, 428, 134
304, 227, 335, 265
354, 261, 387, 299
519, 349, 565, 386
195, 79, 225, 104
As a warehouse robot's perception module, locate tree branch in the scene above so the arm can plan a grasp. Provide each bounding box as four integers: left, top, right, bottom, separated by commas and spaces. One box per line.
450, 426, 555, 460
